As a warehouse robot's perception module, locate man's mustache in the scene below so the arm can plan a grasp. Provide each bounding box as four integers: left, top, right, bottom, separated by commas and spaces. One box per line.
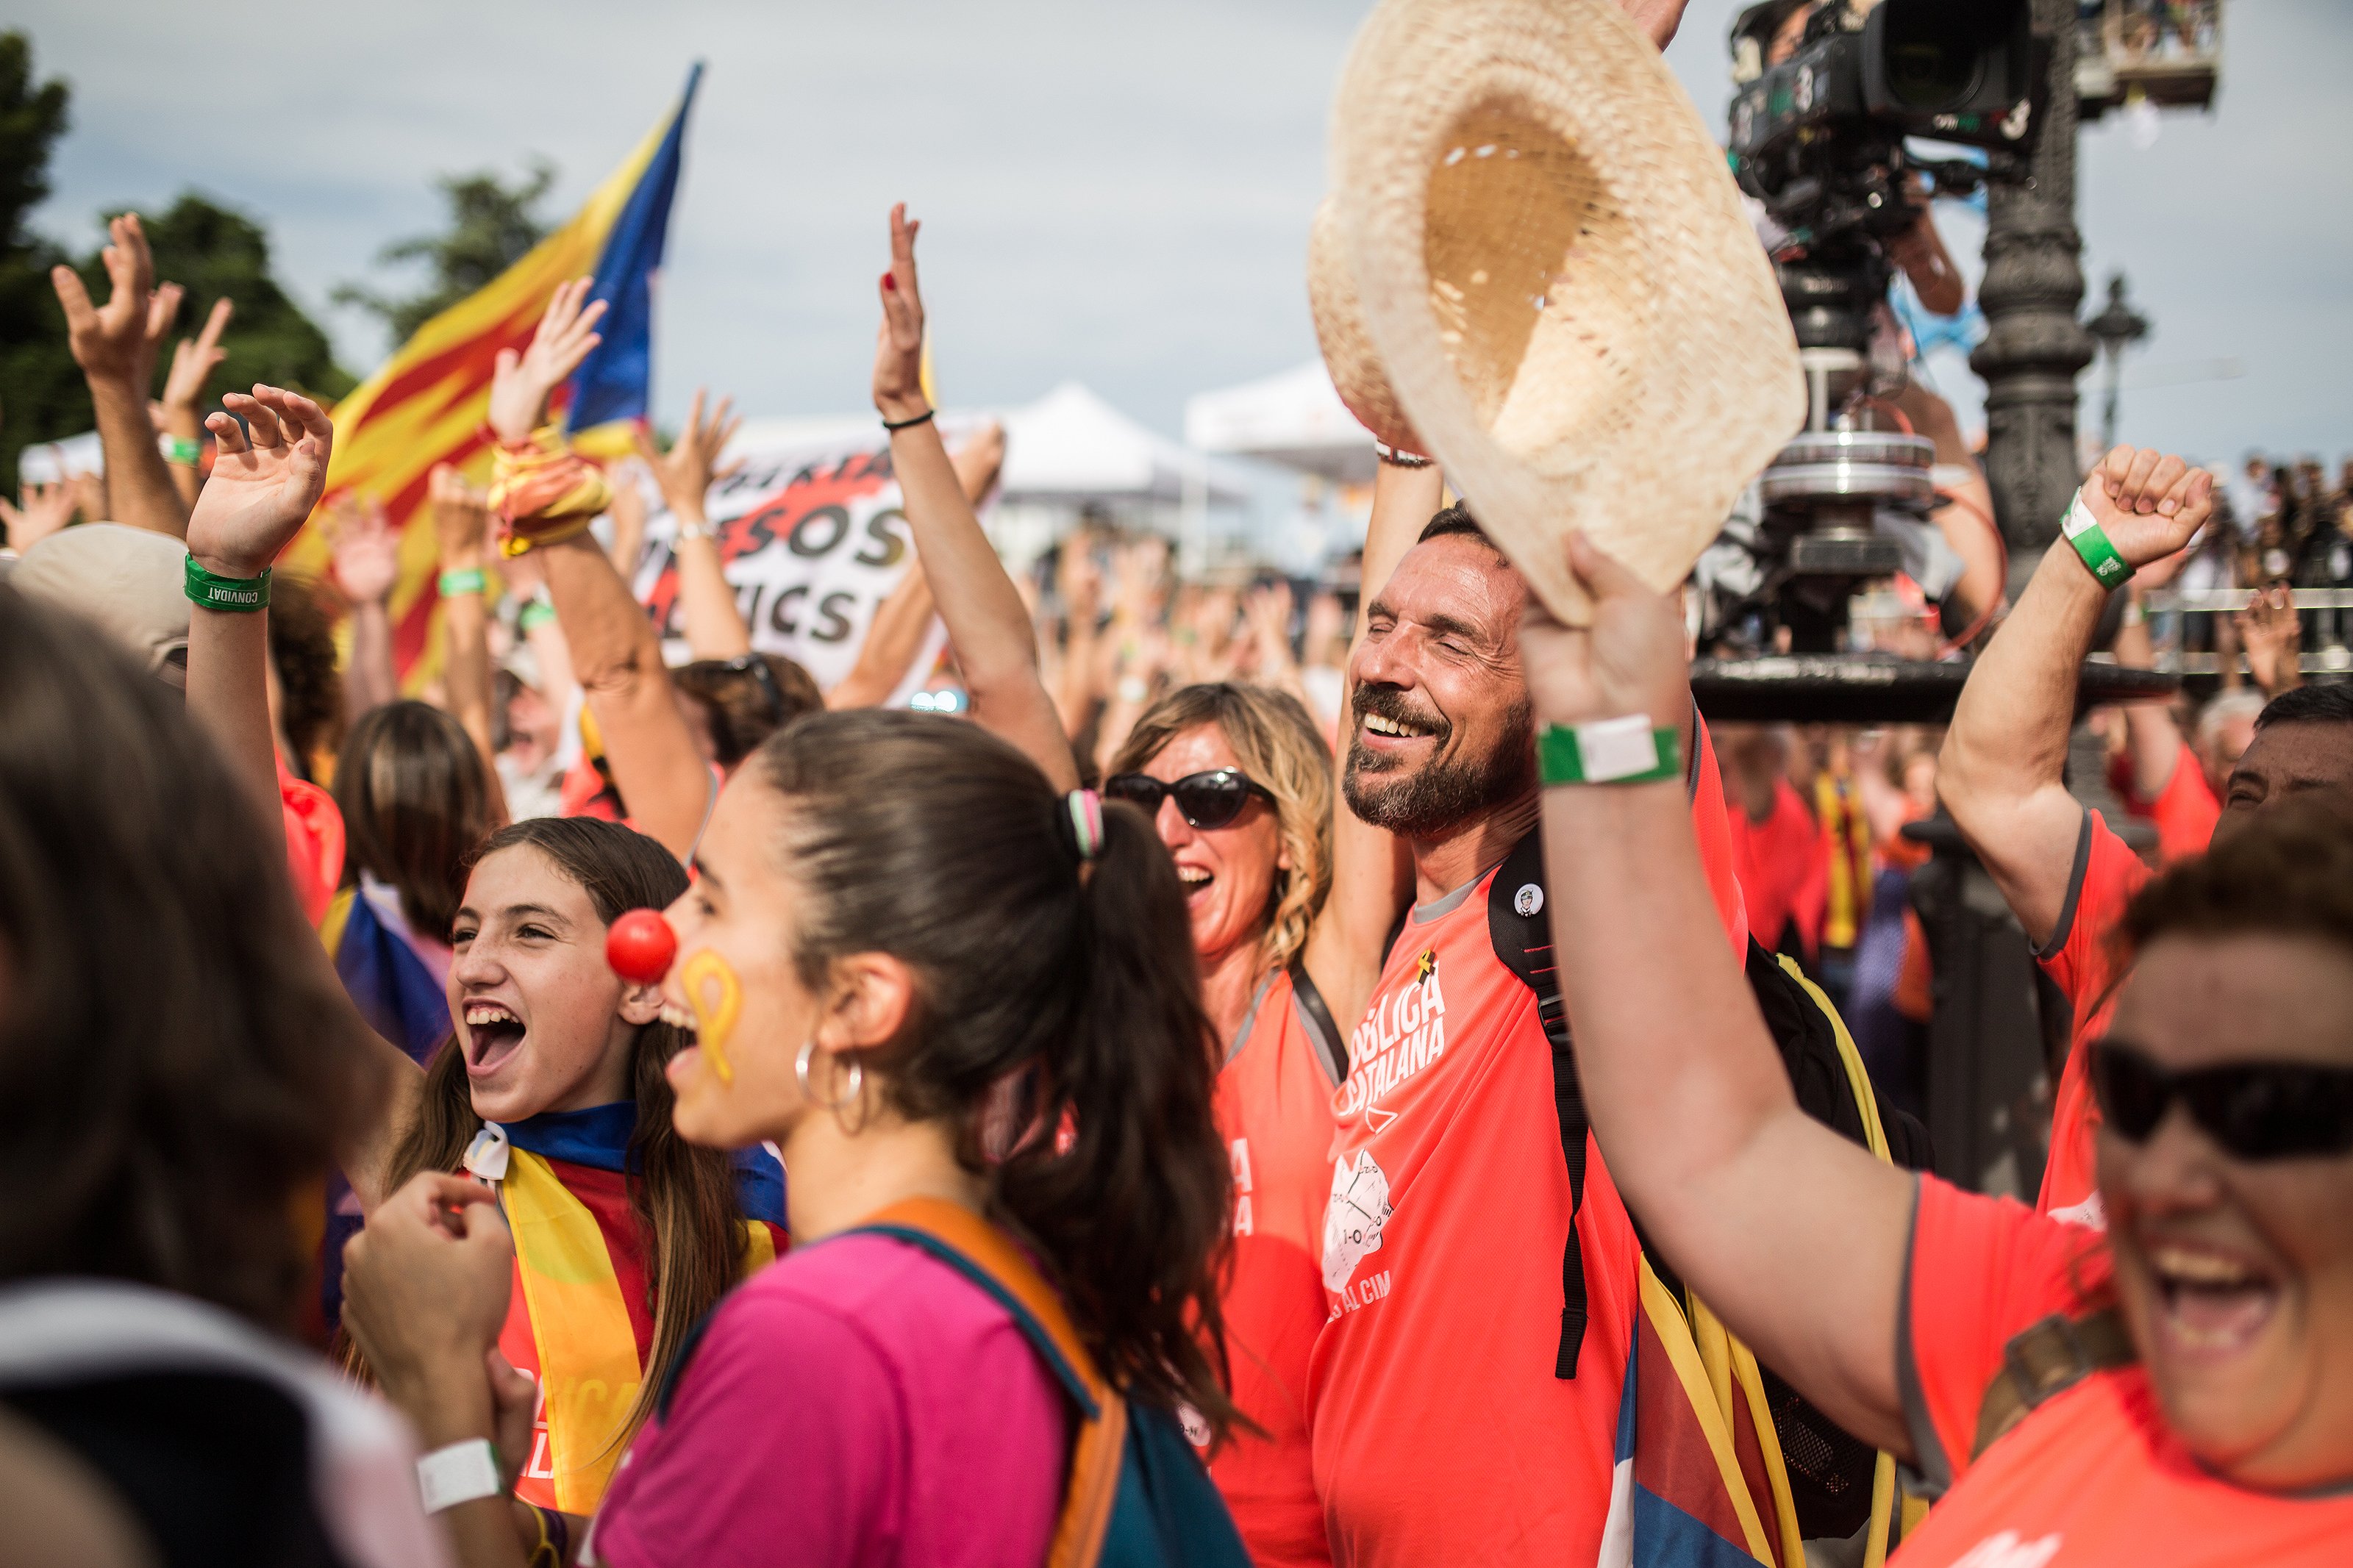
1352, 683, 1450, 744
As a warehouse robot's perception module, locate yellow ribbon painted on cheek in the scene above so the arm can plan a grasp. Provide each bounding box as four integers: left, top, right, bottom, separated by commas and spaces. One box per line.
681, 949, 742, 1084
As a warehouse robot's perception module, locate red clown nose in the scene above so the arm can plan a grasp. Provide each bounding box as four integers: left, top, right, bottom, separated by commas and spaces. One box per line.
605, 909, 679, 985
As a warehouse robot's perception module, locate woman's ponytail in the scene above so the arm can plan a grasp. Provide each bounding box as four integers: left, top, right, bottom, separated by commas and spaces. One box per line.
751, 712, 1243, 1440
1001, 798, 1239, 1438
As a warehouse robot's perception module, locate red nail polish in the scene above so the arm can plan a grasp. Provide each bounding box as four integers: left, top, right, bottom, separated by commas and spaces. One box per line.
882, 272, 896, 292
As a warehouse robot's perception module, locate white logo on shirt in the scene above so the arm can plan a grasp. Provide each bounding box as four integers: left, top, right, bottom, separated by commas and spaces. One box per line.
1335, 958, 1447, 1123
1948, 1531, 2062, 1568
1322, 1150, 1393, 1292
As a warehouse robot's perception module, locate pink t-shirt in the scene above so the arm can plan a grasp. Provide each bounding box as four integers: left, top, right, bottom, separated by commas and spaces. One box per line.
588, 1231, 1065, 1568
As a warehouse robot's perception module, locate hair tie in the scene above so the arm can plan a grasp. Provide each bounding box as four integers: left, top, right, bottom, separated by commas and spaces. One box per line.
1062, 789, 1104, 864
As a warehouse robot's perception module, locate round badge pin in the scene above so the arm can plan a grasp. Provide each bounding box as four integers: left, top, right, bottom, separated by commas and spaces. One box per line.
1515, 883, 1543, 917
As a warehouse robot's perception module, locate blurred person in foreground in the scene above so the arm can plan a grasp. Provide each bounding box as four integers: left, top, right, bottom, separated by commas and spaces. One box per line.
0, 578, 433, 1565
1522, 523, 2353, 1564
1940, 447, 2353, 1222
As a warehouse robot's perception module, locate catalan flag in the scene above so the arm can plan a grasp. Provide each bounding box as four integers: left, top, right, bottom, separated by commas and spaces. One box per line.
289, 65, 704, 676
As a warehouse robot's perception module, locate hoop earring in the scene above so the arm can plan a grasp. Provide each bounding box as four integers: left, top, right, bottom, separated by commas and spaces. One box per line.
795, 1036, 864, 1114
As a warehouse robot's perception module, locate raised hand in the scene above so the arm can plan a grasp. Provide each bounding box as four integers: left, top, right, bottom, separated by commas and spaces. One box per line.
163, 296, 235, 415
186, 386, 334, 579
429, 464, 491, 568
2078, 445, 2215, 570
1521, 531, 1693, 732
488, 277, 607, 445
632, 387, 743, 517
872, 203, 928, 421
52, 213, 163, 387
0, 481, 76, 553
2235, 584, 2302, 697
325, 493, 401, 606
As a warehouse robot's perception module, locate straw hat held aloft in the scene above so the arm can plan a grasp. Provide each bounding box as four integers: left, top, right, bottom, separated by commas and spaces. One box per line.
1314, 0, 1804, 623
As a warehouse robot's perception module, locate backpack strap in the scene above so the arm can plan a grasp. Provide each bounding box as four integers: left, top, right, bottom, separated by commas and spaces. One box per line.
1970, 1306, 2135, 1461
850, 1199, 1124, 1568
1485, 829, 1588, 1379
1288, 959, 1349, 1083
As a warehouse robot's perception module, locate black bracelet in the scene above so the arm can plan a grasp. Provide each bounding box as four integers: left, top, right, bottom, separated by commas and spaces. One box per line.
881, 408, 935, 432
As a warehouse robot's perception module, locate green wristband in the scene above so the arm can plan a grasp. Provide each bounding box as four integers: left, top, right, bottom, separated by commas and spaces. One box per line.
438, 568, 488, 598
2060, 494, 2134, 591
157, 434, 202, 467
184, 555, 271, 612
1538, 716, 1682, 787
518, 597, 557, 633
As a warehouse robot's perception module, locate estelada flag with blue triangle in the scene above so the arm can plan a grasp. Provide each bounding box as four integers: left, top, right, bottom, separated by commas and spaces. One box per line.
288, 64, 702, 679
1597, 1254, 1806, 1568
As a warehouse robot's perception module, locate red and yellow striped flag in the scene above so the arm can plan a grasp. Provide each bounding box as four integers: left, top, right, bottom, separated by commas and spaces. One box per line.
288, 72, 699, 677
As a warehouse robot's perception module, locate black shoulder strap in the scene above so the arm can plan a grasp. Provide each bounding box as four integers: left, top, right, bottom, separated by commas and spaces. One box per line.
1486, 828, 1588, 1379
1288, 959, 1348, 1084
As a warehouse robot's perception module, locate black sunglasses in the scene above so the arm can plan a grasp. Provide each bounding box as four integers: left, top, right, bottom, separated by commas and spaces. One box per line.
2090, 1040, 2353, 1161
720, 653, 789, 726
1104, 769, 1274, 830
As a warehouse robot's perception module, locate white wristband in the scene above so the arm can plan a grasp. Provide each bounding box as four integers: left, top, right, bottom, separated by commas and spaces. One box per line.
416, 1437, 503, 1513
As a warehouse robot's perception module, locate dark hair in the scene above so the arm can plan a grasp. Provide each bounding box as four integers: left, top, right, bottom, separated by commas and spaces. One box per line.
753, 710, 1238, 1436
1418, 504, 1500, 552
2254, 684, 2353, 732
266, 575, 343, 779
672, 654, 823, 770
2120, 793, 2353, 962
368, 817, 743, 1443
0, 584, 380, 1331
333, 701, 499, 938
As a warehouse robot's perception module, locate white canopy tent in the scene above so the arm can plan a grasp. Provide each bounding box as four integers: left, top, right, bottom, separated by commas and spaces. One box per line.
1184, 361, 1377, 484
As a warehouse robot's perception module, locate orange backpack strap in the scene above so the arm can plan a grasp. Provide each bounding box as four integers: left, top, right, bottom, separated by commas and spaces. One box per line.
854, 1199, 1126, 1568
1970, 1306, 2135, 1461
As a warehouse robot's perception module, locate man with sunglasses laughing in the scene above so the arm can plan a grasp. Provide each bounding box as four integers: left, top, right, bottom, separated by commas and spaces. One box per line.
1941, 447, 2353, 1224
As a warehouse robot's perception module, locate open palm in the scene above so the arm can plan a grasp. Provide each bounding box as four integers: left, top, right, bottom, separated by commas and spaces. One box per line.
489, 278, 607, 444
187, 387, 334, 579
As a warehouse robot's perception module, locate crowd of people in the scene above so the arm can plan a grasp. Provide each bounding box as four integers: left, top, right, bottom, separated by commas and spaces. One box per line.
4, 5, 2352, 1567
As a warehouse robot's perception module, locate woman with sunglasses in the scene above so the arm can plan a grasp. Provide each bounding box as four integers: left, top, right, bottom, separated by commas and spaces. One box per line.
1517, 504, 2353, 1564
1097, 464, 1431, 1567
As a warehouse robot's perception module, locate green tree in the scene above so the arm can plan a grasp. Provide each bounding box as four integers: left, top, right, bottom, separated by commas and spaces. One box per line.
0, 32, 356, 492
333, 162, 555, 347
0, 32, 76, 493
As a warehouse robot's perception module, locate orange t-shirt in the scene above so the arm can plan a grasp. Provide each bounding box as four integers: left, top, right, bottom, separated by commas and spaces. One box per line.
1204, 967, 1346, 1568
1727, 776, 1827, 959
2034, 811, 2150, 1222
1893, 1175, 2353, 1564
2109, 750, 2221, 867
278, 756, 345, 927
1307, 722, 1746, 1568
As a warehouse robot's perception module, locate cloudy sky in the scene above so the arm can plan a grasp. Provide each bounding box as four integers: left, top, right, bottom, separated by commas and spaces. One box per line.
23, 1, 2352, 464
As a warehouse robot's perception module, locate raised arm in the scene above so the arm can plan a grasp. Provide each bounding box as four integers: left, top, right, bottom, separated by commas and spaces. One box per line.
51, 214, 189, 538
1938, 448, 2213, 945
1299, 451, 1429, 1033
182, 384, 422, 1206
1525, 531, 1915, 1457
429, 466, 510, 826
872, 204, 1078, 791
325, 493, 402, 720
489, 279, 712, 860
636, 389, 751, 660
158, 296, 233, 509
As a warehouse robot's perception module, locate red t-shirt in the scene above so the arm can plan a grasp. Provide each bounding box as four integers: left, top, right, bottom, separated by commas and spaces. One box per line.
279, 755, 345, 926
2033, 811, 2150, 1222
1307, 724, 1746, 1568
1894, 1175, 2353, 1564
1204, 967, 1346, 1568
2108, 751, 2220, 867
1727, 776, 1827, 959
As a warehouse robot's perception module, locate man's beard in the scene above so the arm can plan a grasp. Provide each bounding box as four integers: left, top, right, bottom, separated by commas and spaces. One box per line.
1343, 686, 1538, 838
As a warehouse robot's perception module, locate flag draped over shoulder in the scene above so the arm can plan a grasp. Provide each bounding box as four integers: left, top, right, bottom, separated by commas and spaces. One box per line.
289, 65, 703, 677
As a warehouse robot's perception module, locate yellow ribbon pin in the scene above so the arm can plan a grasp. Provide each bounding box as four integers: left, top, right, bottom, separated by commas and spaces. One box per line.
682, 948, 742, 1085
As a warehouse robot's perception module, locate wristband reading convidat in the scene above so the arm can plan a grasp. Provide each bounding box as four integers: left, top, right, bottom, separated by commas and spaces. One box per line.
438, 568, 488, 598
158, 434, 202, 467
184, 555, 271, 612
2060, 493, 2135, 591
415, 1437, 502, 1513
1538, 715, 1682, 787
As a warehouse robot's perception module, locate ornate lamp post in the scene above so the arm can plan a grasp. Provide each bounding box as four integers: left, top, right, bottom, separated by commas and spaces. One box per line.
2086, 272, 2152, 453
